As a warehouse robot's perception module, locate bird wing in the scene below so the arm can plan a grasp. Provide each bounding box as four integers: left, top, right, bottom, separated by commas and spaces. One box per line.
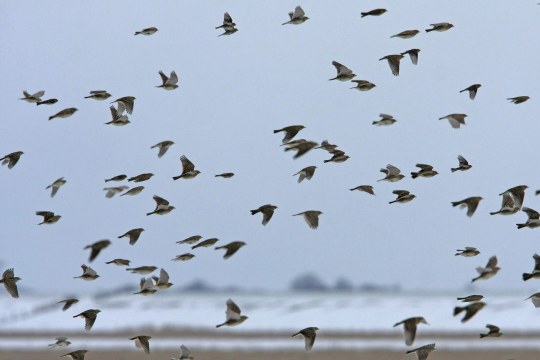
158, 71, 169, 85
85, 314, 97, 331
523, 207, 540, 220
159, 268, 169, 283
168, 71, 179, 85
262, 210, 274, 225
224, 12, 233, 24
32, 90, 45, 98
304, 333, 316, 351
457, 155, 469, 166
448, 117, 461, 128
226, 299, 242, 320
404, 321, 417, 346
293, 6, 305, 19
2, 268, 19, 298
387, 57, 401, 76
486, 324, 500, 332
180, 345, 191, 358
393, 190, 410, 197
304, 212, 320, 229
332, 61, 352, 76
153, 195, 170, 207
387, 164, 401, 175
180, 155, 195, 172
82, 265, 97, 276
500, 193, 515, 210
485, 256, 498, 270
409, 51, 418, 65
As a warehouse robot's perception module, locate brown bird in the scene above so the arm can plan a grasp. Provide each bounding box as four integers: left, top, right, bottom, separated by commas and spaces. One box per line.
177, 235, 203, 245
192, 238, 219, 250
274, 125, 305, 143
378, 164, 405, 182
490, 193, 517, 216
216, 299, 248, 328
361, 8, 387, 17
173, 155, 201, 180
323, 149, 349, 163
451, 197, 483, 217
460, 84, 481, 100
393, 317, 428, 346
406, 343, 436, 360
282, 6, 309, 25
48, 337, 71, 348
126, 266, 158, 275
294, 166, 317, 183
315, 140, 338, 153
48, 107, 78, 120
151, 140, 174, 158
60, 350, 88, 360
128, 173, 154, 182
379, 54, 404, 76
350, 185, 375, 195
85, 90, 111, 100
454, 302, 486, 322
216, 12, 236, 29
134, 27, 158, 36
439, 113, 467, 128
20, 90, 44, 103
46, 177, 66, 198
1, 151, 24, 169
172, 253, 195, 261
152, 268, 173, 289
73, 309, 101, 331
389, 190, 416, 204
472, 256, 500, 282
507, 96, 530, 104
251, 204, 278, 225
105, 174, 127, 182
134, 277, 157, 295
350, 80, 376, 91
293, 211, 323, 229
105, 259, 130, 266
457, 295, 484, 302
517, 207, 540, 229
283, 139, 319, 159
329, 61, 356, 81
146, 195, 175, 216
215, 172, 235, 178
74, 265, 99, 281
480, 324, 502, 338
103, 186, 129, 198
120, 186, 144, 197
118, 228, 145, 245
391, 30, 420, 39
522, 253, 540, 281
58, 298, 79, 311
156, 71, 179, 90
499, 185, 528, 211
130, 335, 152, 354
36, 98, 58, 106
292, 327, 319, 351
411, 164, 438, 179
215, 241, 246, 259
426, 22, 454, 32
0, 268, 21, 298
111, 96, 135, 114
372, 113, 396, 126
401, 49, 420, 65
451, 155, 472, 172
36, 211, 61, 225
84, 240, 111, 262
455, 247, 480, 257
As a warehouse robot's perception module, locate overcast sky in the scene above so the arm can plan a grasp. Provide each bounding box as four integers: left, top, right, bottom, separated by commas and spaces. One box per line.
1, 1, 540, 296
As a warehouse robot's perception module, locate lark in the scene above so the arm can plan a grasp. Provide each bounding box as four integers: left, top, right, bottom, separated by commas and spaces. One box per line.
517, 207, 540, 229
0, 268, 20, 298
401, 49, 420, 65
172, 344, 194, 360
451, 197, 483, 217
151, 140, 174, 158
361, 8, 387, 17
147, 195, 175, 216
216, 299, 248, 327
251, 204, 278, 225
153, 268, 173, 289
439, 113, 467, 128
172, 253, 195, 261
128, 173, 154, 182
292, 327, 319, 351
460, 84, 481, 100
389, 190, 416, 204
378, 164, 405, 182
60, 350, 88, 360
105, 103, 129, 126
49, 107, 78, 120
294, 166, 317, 183
58, 298, 79, 311
85, 90, 111, 100
105, 174, 127, 182
216, 241, 246, 259
274, 125, 305, 143
455, 247, 480, 257
105, 259, 130, 266
84, 239, 111, 262
508, 96, 530, 104
457, 295, 484, 302
406, 343, 436, 360
157, 71, 179, 90
1, 151, 24, 169
373, 113, 396, 126
391, 30, 420, 39
49, 337, 71, 348
192, 238, 219, 249
293, 210, 323, 229
350, 185, 375, 195
36, 98, 58, 105
127, 266, 158, 275
284, 140, 318, 159
130, 335, 152, 354
379, 54, 404, 76
103, 186, 129, 198
426, 22, 454, 32
525, 292, 540, 307
134, 277, 157, 295
329, 61, 356, 81
120, 186, 144, 197
173, 155, 201, 180
480, 324, 502, 338
350, 80, 376, 91
324, 150, 349, 163
215, 172, 234, 178
111, 96, 135, 114
118, 228, 145, 245
451, 155, 472, 172
472, 256, 500, 282
20, 90, 44, 103
135, 27, 158, 36
73, 309, 101, 331
393, 317, 428, 346
46, 177, 66, 198
282, 6, 309, 25
411, 164, 438, 179
36, 211, 61, 225
499, 185, 528, 211
177, 235, 202, 245
74, 265, 99, 281
522, 253, 540, 281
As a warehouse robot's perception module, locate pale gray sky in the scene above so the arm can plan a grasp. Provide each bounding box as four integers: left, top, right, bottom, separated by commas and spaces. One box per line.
1, 1, 540, 296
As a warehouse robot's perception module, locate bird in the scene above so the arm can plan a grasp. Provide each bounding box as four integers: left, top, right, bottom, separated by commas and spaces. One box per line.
152, 268, 173, 289
215, 172, 235, 178
48, 107, 78, 120
251, 204, 278, 225
490, 194, 518, 216
36, 211, 61, 225
1, 151, 24, 169
48, 337, 71, 348
134, 27, 158, 35
439, 113, 467, 128
451, 197, 483, 217
406, 343, 436, 360
350, 80, 376, 91
118, 228, 145, 245
157, 71, 179, 90
46, 177, 66, 197
215, 241, 246, 259
372, 113, 396, 126
126, 266, 158, 275
292, 327, 319, 351
283, 139, 319, 159
507, 96, 530, 104
274, 125, 305, 143
499, 185, 528, 211
522, 253, 540, 281
74, 265, 99, 281
455, 247, 480, 257
525, 292, 540, 307
361, 8, 387, 17
57, 298, 79, 311
350, 185, 375, 195
105, 102, 129, 126
111, 96, 135, 114
172, 344, 194, 360
389, 190, 416, 204
84, 239, 111, 262
151, 140, 174, 158
60, 350, 88, 360
391, 30, 420, 39
103, 186, 129, 198
120, 186, 144, 196
192, 238, 219, 250
134, 277, 157, 295
282, 6, 309, 25
216, 12, 236, 29
480, 324, 502, 338
105, 259, 130, 266
85, 90, 111, 100
315, 140, 338, 152
426, 22, 454, 32
457, 295, 484, 302
20, 90, 44, 103
105, 174, 127, 182
130, 335, 152, 354
471, 256, 500, 282
73, 309, 101, 331
454, 302, 486, 323
294, 166, 317, 183
0, 268, 20, 298
147, 195, 175, 216
128, 173, 154, 182
401, 49, 420, 65
36, 98, 58, 106
393, 317, 428, 346
451, 155, 472, 172
329, 61, 356, 81
517, 207, 540, 229
177, 235, 203, 245
171, 253, 195, 261
216, 298, 248, 327
378, 164, 405, 182
323, 150, 350, 163
460, 84, 481, 100
293, 211, 323, 229
173, 155, 201, 180
411, 164, 438, 179
379, 54, 404, 76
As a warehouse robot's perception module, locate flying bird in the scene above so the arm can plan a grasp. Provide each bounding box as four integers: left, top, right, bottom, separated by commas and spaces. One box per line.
293, 211, 323, 229
60, 350, 88, 360
389, 190, 416, 204
294, 165, 317, 183
147, 195, 175, 216
292, 327, 319, 351
401, 49, 420, 65
20, 90, 44, 103
451, 155, 472, 172
126, 266, 158, 275
507, 96, 530, 104
379, 54, 404, 76
525, 292, 540, 307
152, 268, 173, 289
130, 335, 152, 354
74, 265, 99, 281
517, 207, 540, 229
411, 164, 438, 179
151, 140, 174, 158
454, 302, 486, 323
36, 211, 61, 225
118, 228, 145, 245
480, 324, 502, 338
177, 235, 203, 245
111, 96, 135, 114
85, 90, 111, 100
282, 6, 309, 25
361, 8, 387, 17
134, 277, 157, 295
157, 71, 179, 90
73, 309, 101, 331
84, 240, 111, 262
426, 22, 454, 32
391, 30, 420, 39
192, 238, 219, 249
105, 102, 129, 126
393, 317, 428, 346
274, 125, 305, 143
58, 298, 79, 311
455, 247, 480, 257
46, 177, 66, 197
378, 164, 405, 182
172, 344, 194, 360
471, 256, 500, 282
522, 253, 540, 281
172, 253, 195, 261
216, 12, 236, 29
372, 113, 396, 126
350, 185, 375, 195
105, 174, 127, 182
36, 98, 58, 106
215, 172, 234, 178
134, 27, 158, 36
0, 268, 21, 298
173, 155, 201, 180
48, 107, 78, 121
323, 149, 350, 163
103, 186, 129, 198
128, 173, 154, 182
1, 151, 24, 169
451, 197, 483, 217
48, 337, 71, 348
457, 295, 484, 302
499, 185, 527, 211
283, 139, 318, 159
350, 80, 376, 91
406, 343, 436, 360
439, 113, 467, 128
215, 241, 246, 259
329, 61, 356, 81
216, 298, 248, 327
251, 204, 278, 225
105, 259, 130, 266
120, 186, 144, 197
460, 84, 481, 100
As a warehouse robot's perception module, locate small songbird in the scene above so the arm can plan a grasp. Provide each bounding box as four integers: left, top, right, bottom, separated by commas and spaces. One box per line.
128, 173, 154, 182
120, 186, 144, 197
329, 61, 356, 81
282, 6, 309, 25
103, 186, 129, 198
361, 8, 387, 17
373, 113, 396, 126
48, 337, 71, 348
439, 113, 467, 128
84, 239, 111, 262
293, 211, 323, 229
525, 292, 540, 307
105, 102, 129, 126
20, 90, 44, 103
389, 190, 416, 204
105, 174, 127, 182
460, 84, 481, 100
171, 253, 195, 261
105, 259, 130, 266
490, 194, 517, 216
294, 166, 317, 183
134, 27, 158, 36
173, 155, 201, 180
1, 151, 24, 169
192, 238, 219, 250
499, 185, 528, 211
46, 177, 66, 198
350, 80, 376, 91
522, 253, 540, 281
378, 164, 405, 182
177, 235, 203, 245
118, 228, 145, 245
111, 96, 135, 114
216, 298, 248, 328
130, 335, 152, 354
316, 140, 338, 153
151, 140, 174, 158
172, 344, 194, 360
451, 197, 483, 217
324, 150, 350, 163
401, 49, 420, 65
215, 172, 234, 178
216, 12, 236, 29
425, 22, 454, 32
274, 125, 305, 143
147, 195, 175, 216
0, 268, 21, 298
379, 54, 404, 76
215, 241, 246, 259
508, 96, 530, 104
393, 317, 428, 346
36, 211, 61, 225
480, 324, 502, 338
391, 29, 420, 39
152, 268, 173, 289
350, 185, 375, 195
471, 256, 500, 282
455, 247, 480, 257
454, 302, 486, 323
57, 298, 79, 311
74, 265, 99, 281
292, 327, 319, 351
406, 343, 436, 360
251, 204, 278, 225
283, 139, 319, 159
60, 350, 88, 360
73, 309, 101, 331
411, 164, 438, 179
36, 98, 58, 106
457, 294, 484, 302
451, 155, 472, 172
157, 71, 179, 90
517, 207, 540, 229
134, 277, 157, 295
85, 90, 111, 100
48, 107, 78, 120
126, 266, 158, 275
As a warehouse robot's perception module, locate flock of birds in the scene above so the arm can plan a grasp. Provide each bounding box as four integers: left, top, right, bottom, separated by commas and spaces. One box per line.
2, 3, 539, 360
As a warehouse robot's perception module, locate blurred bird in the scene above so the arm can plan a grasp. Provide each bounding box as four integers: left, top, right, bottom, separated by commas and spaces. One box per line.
294, 165, 317, 183
173, 155, 201, 180
282, 6, 309, 25
48, 337, 71, 348
426, 23, 454, 32
177, 235, 203, 245
105, 102, 129, 126
439, 113, 467, 128
152, 268, 173, 289
157, 71, 179, 90
391, 30, 420, 39
74, 265, 99, 281
378, 164, 405, 182
57, 298, 79, 311
292, 327, 319, 351
517, 207, 540, 229
460, 84, 481, 100
350, 80, 376, 91
172, 253, 195, 261
118, 228, 145, 245
251, 204, 278, 225
127, 266, 158, 275
457, 295, 484, 302
36, 211, 61, 225
451, 197, 483, 217
134, 277, 157, 295
324, 150, 349, 163
293, 210, 323, 229
522, 253, 540, 281
105, 259, 130, 266
389, 190, 416, 204
84, 240, 111, 262
85, 90, 111, 100
283, 139, 318, 159
525, 292, 540, 307
20, 90, 44, 103
393, 317, 428, 346
103, 186, 129, 198
379, 54, 404, 76
406, 343, 436, 360
0, 268, 20, 298
128, 173, 154, 182
172, 344, 194, 360
215, 172, 234, 178
73, 309, 101, 331
147, 195, 175, 216
130, 335, 152, 354
215, 241, 246, 259
134, 27, 158, 36
216, 299, 248, 327
46, 177, 66, 197
111, 96, 135, 114
472, 256, 500, 282
455, 247, 480, 257
411, 164, 438, 179
372, 113, 396, 126
401, 49, 420, 65
361, 8, 387, 17
1, 151, 24, 169
274, 125, 305, 143
192, 238, 219, 249
329, 61, 356, 81
151, 140, 174, 158
507, 96, 530, 104
36, 98, 58, 106
315, 140, 338, 153
120, 186, 144, 197
451, 155, 472, 172
350, 185, 375, 195
60, 350, 88, 360
48, 107, 78, 120
105, 174, 127, 182
480, 324, 502, 338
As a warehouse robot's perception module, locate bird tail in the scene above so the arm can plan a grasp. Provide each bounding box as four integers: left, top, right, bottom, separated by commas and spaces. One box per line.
134, 32, 141, 35
146, 212, 154, 216
480, 334, 487, 338
489, 211, 499, 215
411, 172, 418, 179
453, 306, 464, 316
48, 116, 54, 121
291, 332, 300, 337
516, 223, 526, 229
456, 297, 465, 300
426, 29, 434, 32
250, 210, 259, 215
406, 349, 415, 354
216, 323, 224, 328
523, 273, 533, 281
360, 12, 367, 17
172, 175, 181, 180
323, 159, 330, 163
451, 201, 459, 207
